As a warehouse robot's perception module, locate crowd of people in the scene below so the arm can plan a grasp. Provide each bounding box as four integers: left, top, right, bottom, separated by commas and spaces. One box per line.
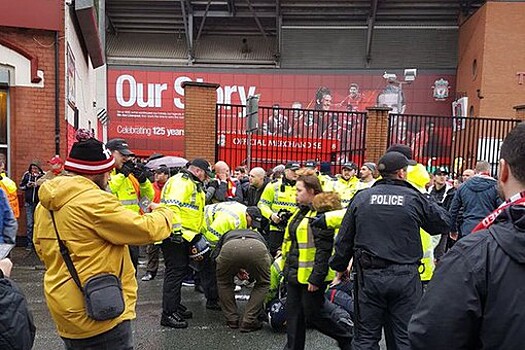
1, 122, 525, 350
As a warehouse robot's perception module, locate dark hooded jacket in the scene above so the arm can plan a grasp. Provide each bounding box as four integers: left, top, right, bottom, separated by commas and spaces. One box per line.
19, 163, 44, 204
449, 175, 502, 236
409, 204, 525, 349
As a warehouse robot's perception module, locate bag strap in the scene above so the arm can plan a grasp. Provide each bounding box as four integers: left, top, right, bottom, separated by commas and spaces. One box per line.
50, 211, 84, 294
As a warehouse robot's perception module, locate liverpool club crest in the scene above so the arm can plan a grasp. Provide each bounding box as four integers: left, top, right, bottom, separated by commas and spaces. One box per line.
432, 78, 450, 101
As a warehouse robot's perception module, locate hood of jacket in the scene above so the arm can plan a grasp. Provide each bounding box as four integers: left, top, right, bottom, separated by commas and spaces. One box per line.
464, 175, 497, 192
38, 174, 99, 211
312, 192, 342, 213
26, 163, 43, 174
407, 163, 430, 192
491, 204, 525, 263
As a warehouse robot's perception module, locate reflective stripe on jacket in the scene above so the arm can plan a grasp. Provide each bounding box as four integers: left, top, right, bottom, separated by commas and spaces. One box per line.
161, 171, 205, 242
282, 209, 335, 284
258, 179, 297, 231
334, 176, 359, 208
203, 201, 247, 246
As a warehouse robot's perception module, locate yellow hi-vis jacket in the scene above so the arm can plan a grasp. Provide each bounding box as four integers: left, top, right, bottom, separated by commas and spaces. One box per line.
202, 201, 247, 247
266, 256, 284, 304
407, 163, 435, 281
0, 173, 19, 218
281, 208, 336, 284
161, 171, 205, 242
109, 171, 154, 214
258, 179, 297, 231
334, 176, 359, 208
318, 174, 337, 192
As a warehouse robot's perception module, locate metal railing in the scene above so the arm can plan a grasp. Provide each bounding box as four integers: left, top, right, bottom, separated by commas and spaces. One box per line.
216, 104, 367, 173
387, 113, 521, 176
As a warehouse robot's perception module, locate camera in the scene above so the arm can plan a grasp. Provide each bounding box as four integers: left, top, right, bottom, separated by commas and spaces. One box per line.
276, 209, 293, 230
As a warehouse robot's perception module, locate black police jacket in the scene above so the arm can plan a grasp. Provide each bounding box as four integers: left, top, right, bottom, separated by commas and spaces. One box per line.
329, 178, 451, 271
409, 204, 525, 349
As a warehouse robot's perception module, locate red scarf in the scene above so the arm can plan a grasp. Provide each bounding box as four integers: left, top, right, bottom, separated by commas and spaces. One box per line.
472, 191, 525, 232
226, 178, 237, 198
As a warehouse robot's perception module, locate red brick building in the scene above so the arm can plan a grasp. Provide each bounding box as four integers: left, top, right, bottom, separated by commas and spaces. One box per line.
0, 0, 104, 242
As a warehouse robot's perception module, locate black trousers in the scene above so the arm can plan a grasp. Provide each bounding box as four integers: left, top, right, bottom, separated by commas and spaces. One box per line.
285, 281, 352, 350
269, 230, 285, 256
129, 246, 139, 275
161, 239, 190, 315
198, 256, 219, 303
353, 264, 422, 350
62, 320, 132, 350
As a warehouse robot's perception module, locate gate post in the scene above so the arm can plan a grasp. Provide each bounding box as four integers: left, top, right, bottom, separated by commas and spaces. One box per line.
364, 106, 392, 162
182, 81, 220, 162
514, 105, 525, 121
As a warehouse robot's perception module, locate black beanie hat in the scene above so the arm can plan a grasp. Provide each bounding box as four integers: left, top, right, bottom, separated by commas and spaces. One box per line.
64, 137, 115, 175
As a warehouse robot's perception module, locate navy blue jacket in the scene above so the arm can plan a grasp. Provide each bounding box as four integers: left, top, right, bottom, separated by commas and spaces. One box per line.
449, 176, 502, 236
0, 189, 17, 244
409, 204, 525, 349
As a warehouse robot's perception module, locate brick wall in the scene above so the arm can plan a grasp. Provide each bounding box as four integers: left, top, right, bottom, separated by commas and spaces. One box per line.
183, 82, 220, 163
0, 26, 67, 183
0, 23, 66, 241
458, 2, 525, 118
364, 107, 391, 163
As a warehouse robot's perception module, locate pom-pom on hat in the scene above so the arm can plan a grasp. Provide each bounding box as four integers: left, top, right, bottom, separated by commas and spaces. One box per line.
64, 132, 115, 175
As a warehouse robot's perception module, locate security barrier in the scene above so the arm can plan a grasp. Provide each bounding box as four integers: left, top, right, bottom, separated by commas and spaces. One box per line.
387, 113, 521, 176
216, 103, 367, 172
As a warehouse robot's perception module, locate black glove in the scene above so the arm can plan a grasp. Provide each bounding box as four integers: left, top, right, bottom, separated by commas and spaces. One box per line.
310, 214, 327, 229
169, 230, 183, 244
132, 164, 148, 183
119, 160, 135, 177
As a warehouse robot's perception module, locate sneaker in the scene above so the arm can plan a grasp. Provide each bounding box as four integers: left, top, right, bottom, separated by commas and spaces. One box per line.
182, 279, 195, 287
234, 285, 242, 292
206, 301, 222, 311
161, 312, 188, 329
141, 272, 154, 281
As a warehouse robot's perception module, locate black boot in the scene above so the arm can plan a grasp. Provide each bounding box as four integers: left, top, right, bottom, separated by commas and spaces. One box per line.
161, 312, 188, 328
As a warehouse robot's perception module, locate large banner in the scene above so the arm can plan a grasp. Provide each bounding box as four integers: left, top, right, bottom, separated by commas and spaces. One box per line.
107, 69, 455, 157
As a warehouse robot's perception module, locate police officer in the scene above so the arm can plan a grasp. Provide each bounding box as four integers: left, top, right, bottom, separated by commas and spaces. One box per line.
334, 162, 359, 208
258, 161, 299, 255
199, 202, 267, 311
329, 151, 450, 350
160, 158, 212, 328
107, 138, 154, 271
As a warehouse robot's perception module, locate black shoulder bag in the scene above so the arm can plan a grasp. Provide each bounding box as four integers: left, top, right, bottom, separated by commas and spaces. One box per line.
50, 211, 125, 321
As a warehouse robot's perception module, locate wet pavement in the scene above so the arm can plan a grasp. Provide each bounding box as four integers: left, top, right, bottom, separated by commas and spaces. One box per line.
10, 248, 361, 350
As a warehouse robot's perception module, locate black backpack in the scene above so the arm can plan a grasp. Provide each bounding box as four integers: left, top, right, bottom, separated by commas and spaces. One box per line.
0, 277, 36, 350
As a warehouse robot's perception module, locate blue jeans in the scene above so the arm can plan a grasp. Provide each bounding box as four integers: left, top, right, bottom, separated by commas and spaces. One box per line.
25, 202, 37, 247
62, 320, 133, 350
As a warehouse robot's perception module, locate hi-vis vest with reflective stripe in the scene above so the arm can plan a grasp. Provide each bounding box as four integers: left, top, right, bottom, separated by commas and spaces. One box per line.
334, 176, 359, 208
108, 171, 154, 214
419, 229, 434, 281
282, 209, 336, 284
258, 179, 298, 231
203, 201, 247, 246
318, 174, 337, 192
161, 172, 205, 242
